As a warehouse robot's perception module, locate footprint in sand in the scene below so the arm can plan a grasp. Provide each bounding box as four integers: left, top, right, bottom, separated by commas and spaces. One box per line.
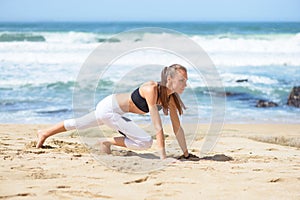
56, 185, 71, 189
269, 178, 283, 183
48, 190, 112, 199
123, 176, 149, 184
0, 193, 36, 198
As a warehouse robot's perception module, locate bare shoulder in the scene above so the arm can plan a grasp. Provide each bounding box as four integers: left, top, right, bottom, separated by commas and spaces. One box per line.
140, 81, 158, 92
140, 81, 158, 98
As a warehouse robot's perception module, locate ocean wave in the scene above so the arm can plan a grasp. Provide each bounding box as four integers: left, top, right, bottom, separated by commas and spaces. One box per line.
0, 33, 45, 42
46, 81, 75, 90
2, 30, 299, 67
191, 33, 300, 53
192, 84, 291, 106
1, 31, 299, 49
96, 37, 121, 43
0, 99, 43, 111
0, 81, 75, 92
221, 73, 279, 86
0, 79, 115, 92
8, 31, 298, 45
41, 32, 123, 44
36, 108, 70, 114
0, 31, 124, 44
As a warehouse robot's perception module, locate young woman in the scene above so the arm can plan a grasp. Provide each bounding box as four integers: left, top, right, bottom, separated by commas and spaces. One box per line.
36, 64, 190, 159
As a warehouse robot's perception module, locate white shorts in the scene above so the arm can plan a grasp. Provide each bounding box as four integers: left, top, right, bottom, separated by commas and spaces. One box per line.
64, 95, 153, 150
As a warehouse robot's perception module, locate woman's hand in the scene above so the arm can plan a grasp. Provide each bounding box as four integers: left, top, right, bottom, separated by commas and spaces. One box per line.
183, 149, 189, 157
177, 153, 200, 161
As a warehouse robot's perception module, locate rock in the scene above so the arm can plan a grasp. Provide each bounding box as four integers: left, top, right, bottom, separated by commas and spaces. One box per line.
236, 79, 248, 83
224, 92, 236, 96
287, 86, 300, 108
256, 100, 278, 107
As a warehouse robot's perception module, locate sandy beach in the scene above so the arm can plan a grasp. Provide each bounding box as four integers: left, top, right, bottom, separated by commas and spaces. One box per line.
0, 123, 299, 199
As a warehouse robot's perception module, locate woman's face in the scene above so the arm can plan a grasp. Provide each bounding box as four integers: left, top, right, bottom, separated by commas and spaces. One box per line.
169, 69, 188, 94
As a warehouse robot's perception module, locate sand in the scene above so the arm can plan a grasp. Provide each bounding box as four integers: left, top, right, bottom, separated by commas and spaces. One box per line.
0, 123, 299, 199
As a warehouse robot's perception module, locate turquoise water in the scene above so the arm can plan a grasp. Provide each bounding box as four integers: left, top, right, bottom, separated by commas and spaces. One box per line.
0, 22, 299, 124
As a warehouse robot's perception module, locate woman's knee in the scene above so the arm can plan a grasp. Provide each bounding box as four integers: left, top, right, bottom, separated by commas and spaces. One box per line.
140, 137, 153, 149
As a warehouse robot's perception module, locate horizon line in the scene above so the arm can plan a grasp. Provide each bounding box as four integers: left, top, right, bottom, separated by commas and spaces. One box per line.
0, 20, 300, 23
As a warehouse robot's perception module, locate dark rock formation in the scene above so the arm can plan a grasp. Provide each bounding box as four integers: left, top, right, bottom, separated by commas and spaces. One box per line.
236, 79, 248, 83
287, 86, 300, 108
256, 100, 278, 108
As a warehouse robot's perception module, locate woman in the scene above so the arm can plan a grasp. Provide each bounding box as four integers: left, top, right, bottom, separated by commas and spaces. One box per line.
36, 64, 190, 159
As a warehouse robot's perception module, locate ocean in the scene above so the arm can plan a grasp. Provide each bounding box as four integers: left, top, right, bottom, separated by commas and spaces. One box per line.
0, 22, 299, 124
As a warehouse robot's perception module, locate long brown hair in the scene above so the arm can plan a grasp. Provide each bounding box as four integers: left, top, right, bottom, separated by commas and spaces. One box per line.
159, 64, 187, 115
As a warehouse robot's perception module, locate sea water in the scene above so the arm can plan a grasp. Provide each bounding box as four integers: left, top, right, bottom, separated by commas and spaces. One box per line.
0, 22, 299, 124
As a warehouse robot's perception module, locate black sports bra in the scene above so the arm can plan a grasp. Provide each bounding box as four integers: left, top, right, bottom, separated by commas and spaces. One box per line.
131, 83, 161, 113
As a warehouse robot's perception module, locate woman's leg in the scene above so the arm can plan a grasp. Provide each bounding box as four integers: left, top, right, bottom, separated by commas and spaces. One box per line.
36, 121, 66, 148
36, 111, 99, 148
100, 115, 153, 151
98, 136, 126, 154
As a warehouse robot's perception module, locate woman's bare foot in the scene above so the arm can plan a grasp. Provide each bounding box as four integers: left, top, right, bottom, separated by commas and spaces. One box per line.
98, 139, 112, 154
36, 130, 47, 148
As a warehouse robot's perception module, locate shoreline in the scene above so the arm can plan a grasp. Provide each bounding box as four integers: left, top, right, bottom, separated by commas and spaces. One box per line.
0, 123, 299, 199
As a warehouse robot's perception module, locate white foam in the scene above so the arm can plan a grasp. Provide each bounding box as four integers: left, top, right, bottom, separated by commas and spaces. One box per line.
1, 31, 300, 67
191, 34, 300, 67
221, 73, 278, 86
1, 31, 300, 90
42, 31, 103, 44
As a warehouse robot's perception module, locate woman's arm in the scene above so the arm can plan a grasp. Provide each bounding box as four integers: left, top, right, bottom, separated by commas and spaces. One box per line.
148, 105, 166, 159
169, 97, 189, 157
142, 82, 166, 159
